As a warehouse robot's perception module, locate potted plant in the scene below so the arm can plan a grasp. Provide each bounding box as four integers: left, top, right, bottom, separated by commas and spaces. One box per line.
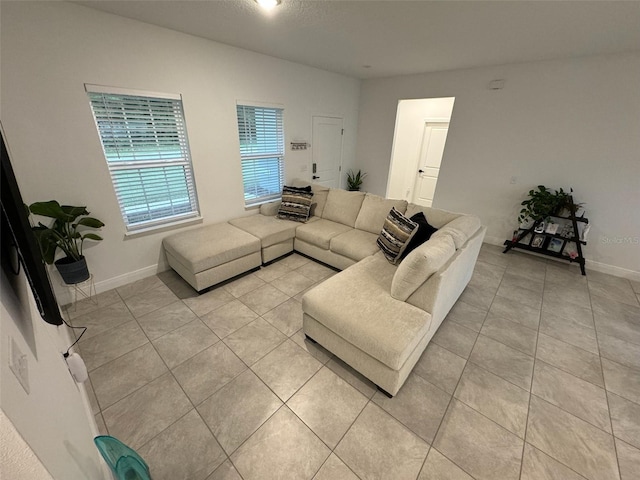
518, 185, 572, 226
29, 200, 104, 284
346, 169, 367, 191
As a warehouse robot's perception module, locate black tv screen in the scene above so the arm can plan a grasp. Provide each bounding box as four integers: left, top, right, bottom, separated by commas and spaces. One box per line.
1, 127, 63, 326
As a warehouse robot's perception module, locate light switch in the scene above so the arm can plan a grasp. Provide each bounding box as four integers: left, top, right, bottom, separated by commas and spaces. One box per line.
9, 337, 30, 393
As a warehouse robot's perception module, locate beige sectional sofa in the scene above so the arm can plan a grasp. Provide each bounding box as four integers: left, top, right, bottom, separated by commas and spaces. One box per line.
163, 182, 485, 396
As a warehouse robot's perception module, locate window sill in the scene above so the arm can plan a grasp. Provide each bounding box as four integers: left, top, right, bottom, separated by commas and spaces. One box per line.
245, 197, 282, 211
123, 216, 204, 239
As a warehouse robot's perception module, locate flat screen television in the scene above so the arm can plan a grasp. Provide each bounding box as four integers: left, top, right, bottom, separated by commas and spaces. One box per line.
1, 126, 63, 325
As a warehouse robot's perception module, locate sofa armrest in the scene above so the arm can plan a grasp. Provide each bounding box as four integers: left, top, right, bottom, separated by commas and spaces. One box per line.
391, 234, 456, 301
260, 201, 281, 216
431, 215, 481, 249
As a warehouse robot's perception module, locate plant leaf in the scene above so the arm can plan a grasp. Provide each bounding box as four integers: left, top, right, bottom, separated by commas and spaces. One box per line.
75, 217, 105, 228
82, 233, 103, 241
61, 205, 89, 222
29, 200, 72, 221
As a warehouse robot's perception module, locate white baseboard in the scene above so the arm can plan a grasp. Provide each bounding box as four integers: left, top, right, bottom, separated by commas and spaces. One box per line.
93, 264, 162, 294
482, 237, 640, 282
53, 264, 163, 306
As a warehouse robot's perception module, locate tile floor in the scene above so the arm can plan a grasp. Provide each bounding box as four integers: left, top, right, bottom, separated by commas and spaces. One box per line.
67, 245, 640, 480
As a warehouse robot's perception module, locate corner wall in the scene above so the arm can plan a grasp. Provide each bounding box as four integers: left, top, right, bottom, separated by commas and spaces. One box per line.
0, 1, 360, 295
356, 53, 640, 277
0, 269, 106, 479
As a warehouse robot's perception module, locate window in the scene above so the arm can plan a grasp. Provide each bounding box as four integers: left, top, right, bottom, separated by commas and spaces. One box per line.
236, 104, 284, 206
86, 85, 199, 231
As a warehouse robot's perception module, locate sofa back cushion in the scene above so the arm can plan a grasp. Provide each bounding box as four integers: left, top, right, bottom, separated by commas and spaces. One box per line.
405, 204, 460, 229
391, 234, 456, 301
310, 189, 329, 217
322, 189, 366, 227
355, 193, 408, 234
431, 215, 481, 249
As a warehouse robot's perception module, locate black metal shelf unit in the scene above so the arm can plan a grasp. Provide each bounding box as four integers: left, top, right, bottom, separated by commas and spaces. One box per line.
503, 195, 588, 275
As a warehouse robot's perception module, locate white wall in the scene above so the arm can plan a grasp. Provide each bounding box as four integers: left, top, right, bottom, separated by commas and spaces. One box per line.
357, 53, 640, 278
0, 1, 360, 295
386, 97, 455, 199
0, 409, 54, 480
1, 269, 107, 479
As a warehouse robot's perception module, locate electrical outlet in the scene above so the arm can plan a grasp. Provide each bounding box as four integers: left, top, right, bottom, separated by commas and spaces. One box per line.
9, 337, 30, 393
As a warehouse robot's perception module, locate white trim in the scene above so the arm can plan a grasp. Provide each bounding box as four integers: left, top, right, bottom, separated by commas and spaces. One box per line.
483, 237, 640, 281
52, 264, 163, 306
92, 264, 162, 295
236, 99, 285, 109
124, 215, 203, 237
84, 83, 181, 100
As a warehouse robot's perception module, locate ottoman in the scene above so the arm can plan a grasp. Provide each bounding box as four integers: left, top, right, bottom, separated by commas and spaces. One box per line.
163, 222, 261, 291
229, 214, 299, 263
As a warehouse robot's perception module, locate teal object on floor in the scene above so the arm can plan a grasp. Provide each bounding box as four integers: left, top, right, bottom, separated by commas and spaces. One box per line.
94, 435, 151, 480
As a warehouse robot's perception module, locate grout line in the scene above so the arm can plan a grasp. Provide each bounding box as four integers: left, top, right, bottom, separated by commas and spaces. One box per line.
589, 285, 624, 480
519, 262, 545, 479
417, 280, 498, 478
87, 253, 637, 479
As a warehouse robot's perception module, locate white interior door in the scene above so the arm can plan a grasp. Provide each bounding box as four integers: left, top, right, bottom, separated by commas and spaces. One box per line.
412, 122, 449, 207
312, 116, 343, 188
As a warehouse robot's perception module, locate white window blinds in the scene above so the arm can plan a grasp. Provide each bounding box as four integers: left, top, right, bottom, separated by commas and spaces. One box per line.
236, 104, 284, 206
87, 87, 199, 231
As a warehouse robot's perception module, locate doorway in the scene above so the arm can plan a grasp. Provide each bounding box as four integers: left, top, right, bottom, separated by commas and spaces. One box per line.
312, 116, 343, 188
386, 98, 455, 205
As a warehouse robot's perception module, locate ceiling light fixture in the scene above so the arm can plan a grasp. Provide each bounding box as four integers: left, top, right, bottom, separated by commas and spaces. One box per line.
255, 0, 281, 11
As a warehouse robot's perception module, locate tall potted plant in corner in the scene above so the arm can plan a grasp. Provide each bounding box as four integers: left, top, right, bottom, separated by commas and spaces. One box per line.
346, 169, 367, 191
29, 200, 104, 284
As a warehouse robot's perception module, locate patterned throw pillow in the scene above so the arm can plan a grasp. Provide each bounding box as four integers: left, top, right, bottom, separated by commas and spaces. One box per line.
277, 185, 313, 222
377, 207, 419, 264
401, 212, 438, 259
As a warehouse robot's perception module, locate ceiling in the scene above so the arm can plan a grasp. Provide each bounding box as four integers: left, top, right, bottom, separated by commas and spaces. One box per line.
76, 0, 640, 79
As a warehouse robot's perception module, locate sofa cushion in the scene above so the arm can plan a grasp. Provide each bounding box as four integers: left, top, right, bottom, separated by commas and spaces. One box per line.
163, 223, 260, 274
322, 189, 366, 227
391, 235, 456, 301
405, 204, 460, 229
229, 214, 298, 248
302, 254, 431, 370
402, 212, 438, 259
355, 193, 408, 234
330, 229, 380, 262
377, 208, 418, 265
295, 218, 352, 250
431, 215, 482, 249
277, 185, 313, 222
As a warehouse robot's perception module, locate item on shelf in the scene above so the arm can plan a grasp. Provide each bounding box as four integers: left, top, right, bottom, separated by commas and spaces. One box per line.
547, 238, 564, 253
563, 241, 578, 258
518, 233, 532, 245
559, 223, 573, 238
579, 223, 591, 242
545, 222, 559, 235
531, 235, 545, 248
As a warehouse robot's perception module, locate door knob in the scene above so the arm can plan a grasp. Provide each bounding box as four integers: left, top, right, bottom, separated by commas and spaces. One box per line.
312, 175, 320, 179
418, 169, 425, 173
